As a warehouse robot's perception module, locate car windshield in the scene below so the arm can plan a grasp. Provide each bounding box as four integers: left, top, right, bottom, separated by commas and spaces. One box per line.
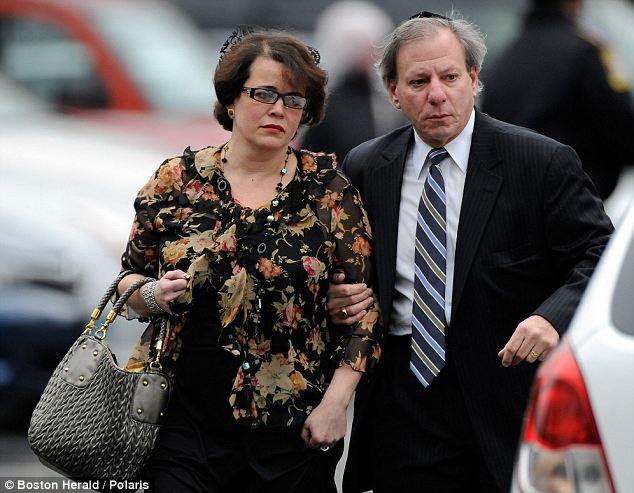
87, 2, 216, 115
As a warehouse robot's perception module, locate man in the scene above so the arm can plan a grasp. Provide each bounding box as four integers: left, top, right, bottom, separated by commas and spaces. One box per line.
482, 0, 634, 199
327, 12, 613, 493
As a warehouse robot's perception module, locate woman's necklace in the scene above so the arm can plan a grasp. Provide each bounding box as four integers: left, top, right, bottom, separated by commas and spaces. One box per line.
221, 143, 292, 195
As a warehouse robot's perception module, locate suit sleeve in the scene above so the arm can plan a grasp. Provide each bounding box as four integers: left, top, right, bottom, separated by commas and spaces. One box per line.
532, 144, 614, 332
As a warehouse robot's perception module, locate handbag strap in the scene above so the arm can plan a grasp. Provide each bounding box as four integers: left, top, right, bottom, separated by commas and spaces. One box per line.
83, 270, 133, 333
104, 277, 170, 371
83, 272, 171, 371
94, 276, 155, 340
149, 316, 170, 371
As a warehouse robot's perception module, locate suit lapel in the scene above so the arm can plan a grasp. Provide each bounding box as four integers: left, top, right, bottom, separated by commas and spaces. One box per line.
452, 112, 503, 318
366, 128, 412, 327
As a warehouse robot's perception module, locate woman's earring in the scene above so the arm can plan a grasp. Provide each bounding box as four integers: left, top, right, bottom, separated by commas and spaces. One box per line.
227, 108, 235, 119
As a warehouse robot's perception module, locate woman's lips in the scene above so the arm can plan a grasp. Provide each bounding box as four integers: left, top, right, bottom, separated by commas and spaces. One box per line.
262, 124, 285, 132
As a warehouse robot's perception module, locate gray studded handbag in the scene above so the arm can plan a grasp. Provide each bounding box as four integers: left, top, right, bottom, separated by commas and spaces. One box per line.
28, 271, 171, 480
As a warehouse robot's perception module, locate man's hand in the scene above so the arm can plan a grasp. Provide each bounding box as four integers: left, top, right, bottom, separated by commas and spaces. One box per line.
326, 272, 374, 325
498, 315, 559, 366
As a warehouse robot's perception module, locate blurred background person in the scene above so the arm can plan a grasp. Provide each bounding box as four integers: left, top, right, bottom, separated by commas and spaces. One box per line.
482, 0, 634, 199
301, 0, 402, 159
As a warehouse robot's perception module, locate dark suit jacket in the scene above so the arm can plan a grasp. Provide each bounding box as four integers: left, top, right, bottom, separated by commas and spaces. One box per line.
341, 110, 613, 492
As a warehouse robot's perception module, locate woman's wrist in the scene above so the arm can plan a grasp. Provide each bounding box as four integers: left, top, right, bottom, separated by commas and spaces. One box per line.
141, 280, 166, 315
320, 390, 352, 411
321, 364, 361, 410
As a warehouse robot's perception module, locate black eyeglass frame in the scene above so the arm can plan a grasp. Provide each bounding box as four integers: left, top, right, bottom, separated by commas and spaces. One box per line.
242, 87, 308, 110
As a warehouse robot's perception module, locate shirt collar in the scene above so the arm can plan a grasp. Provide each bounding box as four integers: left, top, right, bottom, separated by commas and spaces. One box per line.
411, 108, 475, 176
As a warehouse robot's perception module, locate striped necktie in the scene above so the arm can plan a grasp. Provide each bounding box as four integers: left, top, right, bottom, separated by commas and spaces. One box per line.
411, 147, 448, 388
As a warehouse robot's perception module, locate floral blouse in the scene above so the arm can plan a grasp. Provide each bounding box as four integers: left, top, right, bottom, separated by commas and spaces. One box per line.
121, 145, 380, 428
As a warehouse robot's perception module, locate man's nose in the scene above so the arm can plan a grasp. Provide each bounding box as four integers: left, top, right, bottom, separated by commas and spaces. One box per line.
428, 79, 447, 104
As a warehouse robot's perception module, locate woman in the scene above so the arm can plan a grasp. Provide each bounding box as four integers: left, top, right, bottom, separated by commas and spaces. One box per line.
117, 30, 380, 493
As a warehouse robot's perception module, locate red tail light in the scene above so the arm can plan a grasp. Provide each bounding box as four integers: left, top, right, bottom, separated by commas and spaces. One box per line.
514, 339, 615, 493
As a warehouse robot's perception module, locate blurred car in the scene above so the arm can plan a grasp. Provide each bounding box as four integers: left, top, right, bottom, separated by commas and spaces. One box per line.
0, 229, 83, 426
0, 76, 164, 427
605, 166, 634, 227
511, 197, 634, 493
0, 0, 229, 153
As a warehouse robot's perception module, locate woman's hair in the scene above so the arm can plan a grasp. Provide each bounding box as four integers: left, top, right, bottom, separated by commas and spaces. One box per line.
376, 15, 487, 94
214, 32, 328, 131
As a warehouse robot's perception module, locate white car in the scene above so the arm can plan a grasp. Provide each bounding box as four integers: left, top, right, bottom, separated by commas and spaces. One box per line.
0, 78, 168, 423
512, 197, 634, 493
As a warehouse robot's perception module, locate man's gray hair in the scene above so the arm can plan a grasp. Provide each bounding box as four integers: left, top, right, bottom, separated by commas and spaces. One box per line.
376, 15, 487, 94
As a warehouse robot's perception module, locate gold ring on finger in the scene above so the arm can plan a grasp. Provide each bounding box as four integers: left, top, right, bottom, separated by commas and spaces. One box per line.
529, 350, 540, 359
337, 307, 349, 319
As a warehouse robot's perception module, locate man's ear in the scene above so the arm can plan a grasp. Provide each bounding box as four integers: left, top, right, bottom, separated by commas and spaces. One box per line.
469, 67, 478, 97
388, 80, 401, 110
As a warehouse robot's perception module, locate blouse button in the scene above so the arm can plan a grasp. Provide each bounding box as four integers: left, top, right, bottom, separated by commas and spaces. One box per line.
217, 178, 228, 191
272, 199, 279, 207
266, 214, 275, 223
242, 362, 250, 371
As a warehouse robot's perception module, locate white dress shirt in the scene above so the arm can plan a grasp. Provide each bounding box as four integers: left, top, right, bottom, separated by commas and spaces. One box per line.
389, 110, 475, 335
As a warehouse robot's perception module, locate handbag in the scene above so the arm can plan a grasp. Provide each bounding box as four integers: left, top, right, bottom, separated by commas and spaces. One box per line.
28, 271, 171, 480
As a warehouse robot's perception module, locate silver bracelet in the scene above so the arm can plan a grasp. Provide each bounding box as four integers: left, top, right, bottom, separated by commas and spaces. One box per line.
141, 280, 166, 315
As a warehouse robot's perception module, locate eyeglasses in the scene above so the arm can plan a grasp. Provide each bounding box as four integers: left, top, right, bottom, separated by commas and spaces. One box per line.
242, 87, 308, 110
409, 11, 450, 21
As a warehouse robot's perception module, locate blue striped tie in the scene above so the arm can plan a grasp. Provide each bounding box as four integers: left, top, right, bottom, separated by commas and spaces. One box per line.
411, 147, 448, 388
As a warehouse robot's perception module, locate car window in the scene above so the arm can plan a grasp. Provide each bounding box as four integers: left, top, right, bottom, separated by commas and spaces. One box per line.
0, 75, 51, 117
87, 2, 215, 115
0, 16, 109, 109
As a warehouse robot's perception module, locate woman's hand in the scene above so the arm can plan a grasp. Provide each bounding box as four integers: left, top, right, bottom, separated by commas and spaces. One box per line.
300, 397, 348, 450
300, 363, 360, 450
154, 270, 190, 313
